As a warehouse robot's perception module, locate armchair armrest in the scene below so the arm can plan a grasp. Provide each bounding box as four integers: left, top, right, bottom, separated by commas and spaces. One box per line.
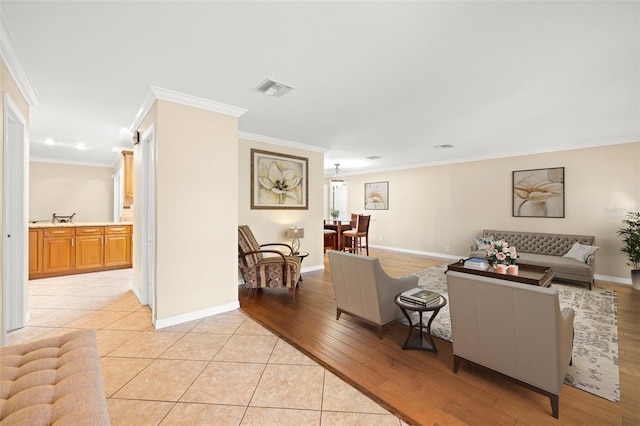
239, 249, 293, 282
260, 243, 294, 255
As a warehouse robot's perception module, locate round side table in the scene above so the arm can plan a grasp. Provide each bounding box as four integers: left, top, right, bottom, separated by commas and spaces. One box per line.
394, 293, 447, 352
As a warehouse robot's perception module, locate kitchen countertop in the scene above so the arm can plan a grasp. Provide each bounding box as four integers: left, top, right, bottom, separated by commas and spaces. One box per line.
29, 222, 133, 228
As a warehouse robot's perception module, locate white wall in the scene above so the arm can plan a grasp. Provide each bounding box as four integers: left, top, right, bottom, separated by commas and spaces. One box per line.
29, 161, 113, 222
341, 142, 640, 282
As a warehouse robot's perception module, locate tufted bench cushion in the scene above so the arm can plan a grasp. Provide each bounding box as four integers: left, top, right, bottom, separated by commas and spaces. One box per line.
0, 330, 109, 425
470, 230, 596, 289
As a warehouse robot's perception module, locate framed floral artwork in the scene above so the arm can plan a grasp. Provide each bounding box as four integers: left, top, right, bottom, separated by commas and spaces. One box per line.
251, 149, 308, 209
512, 167, 564, 218
364, 181, 389, 210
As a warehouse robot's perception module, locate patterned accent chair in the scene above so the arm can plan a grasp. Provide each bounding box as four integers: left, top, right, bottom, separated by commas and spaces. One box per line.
238, 225, 302, 297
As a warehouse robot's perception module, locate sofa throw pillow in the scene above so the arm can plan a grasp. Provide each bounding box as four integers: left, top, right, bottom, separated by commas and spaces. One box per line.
474, 237, 494, 251
563, 242, 599, 263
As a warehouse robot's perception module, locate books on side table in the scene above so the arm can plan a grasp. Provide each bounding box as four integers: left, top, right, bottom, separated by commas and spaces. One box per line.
400, 288, 442, 308
464, 257, 490, 271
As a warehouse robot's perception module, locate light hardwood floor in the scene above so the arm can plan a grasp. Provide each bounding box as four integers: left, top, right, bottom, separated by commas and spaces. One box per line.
239, 248, 640, 425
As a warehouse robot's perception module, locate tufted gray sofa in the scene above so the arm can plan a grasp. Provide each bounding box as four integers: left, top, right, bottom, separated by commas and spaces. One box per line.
469, 229, 596, 289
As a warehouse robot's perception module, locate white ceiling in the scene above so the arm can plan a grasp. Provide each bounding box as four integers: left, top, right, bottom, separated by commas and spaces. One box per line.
1, 1, 638, 176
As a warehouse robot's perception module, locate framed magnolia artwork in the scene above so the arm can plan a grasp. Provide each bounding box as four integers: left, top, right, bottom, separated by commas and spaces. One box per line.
364, 181, 389, 210
512, 167, 564, 218
251, 149, 308, 210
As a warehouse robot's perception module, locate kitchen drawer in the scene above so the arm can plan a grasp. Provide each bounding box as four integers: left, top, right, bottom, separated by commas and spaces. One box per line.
105, 225, 131, 234
76, 226, 104, 235
44, 228, 74, 237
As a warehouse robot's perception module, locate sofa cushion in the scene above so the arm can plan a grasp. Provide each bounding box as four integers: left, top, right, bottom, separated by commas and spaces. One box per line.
563, 242, 599, 263
474, 236, 494, 251
517, 253, 593, 279
0, 330, 109, 425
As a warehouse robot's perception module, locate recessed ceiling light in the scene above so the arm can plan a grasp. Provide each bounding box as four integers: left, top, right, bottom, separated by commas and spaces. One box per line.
74, 142, 89, 150
43, 138, 56, 145
434, 144, 454, 149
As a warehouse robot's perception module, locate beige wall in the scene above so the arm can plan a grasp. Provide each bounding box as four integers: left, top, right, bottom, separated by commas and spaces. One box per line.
29, 161, 113, 222
135, 99, 239, 323
342, 142, 640, 281
1, 58, 31, 343
238, 139, 325, 270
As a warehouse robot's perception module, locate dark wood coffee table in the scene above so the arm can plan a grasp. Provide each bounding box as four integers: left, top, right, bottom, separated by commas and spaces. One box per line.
446, 260, 554, 287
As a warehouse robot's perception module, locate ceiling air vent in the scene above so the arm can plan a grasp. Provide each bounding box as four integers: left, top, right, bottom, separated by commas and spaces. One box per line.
255, 79, 294, 97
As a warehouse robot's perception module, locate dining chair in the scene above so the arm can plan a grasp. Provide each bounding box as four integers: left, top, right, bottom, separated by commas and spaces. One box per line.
342, 214, 371, 255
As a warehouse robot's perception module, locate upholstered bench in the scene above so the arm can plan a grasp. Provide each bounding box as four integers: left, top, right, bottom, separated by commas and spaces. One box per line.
0, 330, 110, 425
470, 229, 597, 289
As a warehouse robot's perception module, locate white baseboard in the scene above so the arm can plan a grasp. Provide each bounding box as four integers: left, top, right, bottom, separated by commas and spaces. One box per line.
302, 263, 324, 273
369, 244, 632, 286
368, 243, 463, 261
129, 283, 142, 302
153, 301, 240, 330
594, 274, 631, 286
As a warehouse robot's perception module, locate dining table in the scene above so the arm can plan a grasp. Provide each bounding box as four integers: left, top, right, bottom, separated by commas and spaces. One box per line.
323, 220, 352, 251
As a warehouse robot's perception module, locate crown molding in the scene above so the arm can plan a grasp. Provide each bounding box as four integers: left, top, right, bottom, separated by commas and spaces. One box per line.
129, 85, 247, 132
0, 17, 40, 106
30, 157, 113, 168
128, 89, 157, 133
151, 85, 247, 117
238, 131, 328, 153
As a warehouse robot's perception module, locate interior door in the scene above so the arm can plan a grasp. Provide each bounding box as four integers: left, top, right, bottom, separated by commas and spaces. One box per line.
3, 94, 28, 345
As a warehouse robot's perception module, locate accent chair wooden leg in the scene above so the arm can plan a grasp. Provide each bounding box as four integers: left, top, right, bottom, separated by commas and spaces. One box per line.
453, 355, 461, 373
550, 394, 559, 419
336, 309, 342, 320
288, 287, 295, 298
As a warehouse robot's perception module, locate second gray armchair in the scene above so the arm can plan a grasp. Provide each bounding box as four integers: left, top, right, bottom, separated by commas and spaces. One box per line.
328, 250, 419, 339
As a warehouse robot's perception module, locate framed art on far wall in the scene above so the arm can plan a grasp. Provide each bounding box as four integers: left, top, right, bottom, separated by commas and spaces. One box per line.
512, 167, 564, 218
364, 181, 389, 210
251, 149, 308, 209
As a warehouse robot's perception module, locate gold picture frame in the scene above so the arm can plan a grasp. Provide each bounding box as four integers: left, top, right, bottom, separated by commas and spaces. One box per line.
251, 149, 308, 210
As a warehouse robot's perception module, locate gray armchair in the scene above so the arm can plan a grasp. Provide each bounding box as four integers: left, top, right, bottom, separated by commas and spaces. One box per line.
328, 250, 419, 339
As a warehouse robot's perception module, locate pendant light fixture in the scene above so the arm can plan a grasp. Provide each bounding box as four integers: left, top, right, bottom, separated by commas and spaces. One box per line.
330, 163, 344, 184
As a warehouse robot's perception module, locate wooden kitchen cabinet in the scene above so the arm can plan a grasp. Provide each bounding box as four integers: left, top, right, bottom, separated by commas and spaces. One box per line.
42, 227, 75, 275
29, 228, 43, 274
30, 224, 132, 279
75, 227, 105, 270
104, 225, 132, 267
123, 150, 134, 200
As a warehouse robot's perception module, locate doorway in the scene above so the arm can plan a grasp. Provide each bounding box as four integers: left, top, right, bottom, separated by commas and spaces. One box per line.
140, 125, 156, 318
2, 94, 28, 345
113, 168, 122, 222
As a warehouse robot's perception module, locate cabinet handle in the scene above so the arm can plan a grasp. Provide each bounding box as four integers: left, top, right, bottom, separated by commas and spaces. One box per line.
110, 228, 125, 232
83, 229, 97, 233
71, 237, 75, 247
51, 230, 66, 234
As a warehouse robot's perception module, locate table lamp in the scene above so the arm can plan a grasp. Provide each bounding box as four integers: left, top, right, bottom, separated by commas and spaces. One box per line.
287, 226, 304, 254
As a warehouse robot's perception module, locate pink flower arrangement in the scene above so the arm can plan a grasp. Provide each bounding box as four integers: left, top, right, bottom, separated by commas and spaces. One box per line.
486, 241, 519, 265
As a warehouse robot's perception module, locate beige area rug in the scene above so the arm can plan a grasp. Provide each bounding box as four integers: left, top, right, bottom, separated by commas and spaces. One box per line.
404, 264, 620, 402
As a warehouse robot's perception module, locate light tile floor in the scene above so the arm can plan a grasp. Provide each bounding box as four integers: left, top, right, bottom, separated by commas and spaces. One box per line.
8, 269, 406, 425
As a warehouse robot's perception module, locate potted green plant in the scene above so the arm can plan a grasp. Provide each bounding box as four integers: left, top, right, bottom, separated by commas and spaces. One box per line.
330, 209, 340, 220
617, 211, 640, 290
